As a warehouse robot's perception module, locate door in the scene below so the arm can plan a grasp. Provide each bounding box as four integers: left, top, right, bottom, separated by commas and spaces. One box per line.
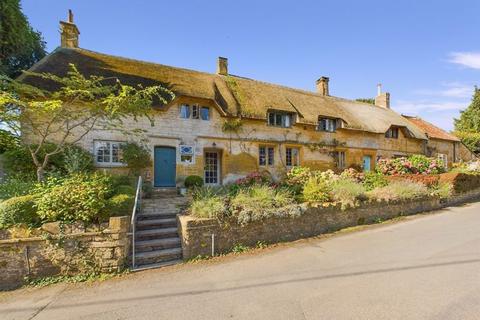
204, 151, 220, 185
363, 155, 372, 172
154, 147, 176, 187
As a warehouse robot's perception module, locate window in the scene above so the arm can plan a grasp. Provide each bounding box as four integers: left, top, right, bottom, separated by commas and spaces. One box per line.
286, 147, 300, 166
437, 153, 448, 169
192, 105, 200, 119
259, 146, 274, 166
267, 112, 292, 128
336, 151, 346, 169
94, 141, 124, 165
200, 107, 210, 120
385, 127, 399, 139
180, 145, 194, 164
318, 118, 337, 132
180, 104, 191, 118
180, 104, 210, 121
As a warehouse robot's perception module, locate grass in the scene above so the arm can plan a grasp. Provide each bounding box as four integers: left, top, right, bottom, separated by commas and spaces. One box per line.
23, 271, 129, 288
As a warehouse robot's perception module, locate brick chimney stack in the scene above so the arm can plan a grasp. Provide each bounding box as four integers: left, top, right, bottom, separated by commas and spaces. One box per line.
60, 9, 80, 48
216, 57, 228, 75
316, 76, 330, 96
375, 83, 390, 109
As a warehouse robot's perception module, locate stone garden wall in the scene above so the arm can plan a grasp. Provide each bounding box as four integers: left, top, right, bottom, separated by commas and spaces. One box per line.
0, 216, 130, 290
179, 188, 480, 260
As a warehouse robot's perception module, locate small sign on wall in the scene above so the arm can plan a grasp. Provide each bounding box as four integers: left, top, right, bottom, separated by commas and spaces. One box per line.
180, 145, 194, 164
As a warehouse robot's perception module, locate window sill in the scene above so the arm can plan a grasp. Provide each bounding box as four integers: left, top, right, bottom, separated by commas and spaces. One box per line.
95, 163, 127, 168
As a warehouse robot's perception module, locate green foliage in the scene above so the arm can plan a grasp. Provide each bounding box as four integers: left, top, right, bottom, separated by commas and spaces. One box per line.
284, 166, 312, 195
35, 173, 114, 223
362, 171, 388, 191
367, 180, 429, 202
0, 194, 39, 229
142, 182, 153, 199
120, 142, 152, 176
330, 178, 366, 209
302, 176, 332, 202
230, 185, 297, 225
231, 244, 250, 254
62, 144, 94, 174
453, 131, 480, 154
0, 64, 174, 181
184, 175, 204, 189
0, 0, 47, 78
0, 177, 35, 200
376, 155, 445, 175
2, 143, 64, 179
24, 272, 125, 288
190, 189, 226, 219
430, 182, 453, 199
0, 129, 19, 153
355, 98, 375, 105
110, 175, 134, 189
106, 194, 134, 216
221, 118, 243, 133
115, 185, 136, 195
455, 87, 480, 132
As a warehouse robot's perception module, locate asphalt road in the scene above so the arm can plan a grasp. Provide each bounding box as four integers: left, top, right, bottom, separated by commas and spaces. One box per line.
2, 201, 480, 320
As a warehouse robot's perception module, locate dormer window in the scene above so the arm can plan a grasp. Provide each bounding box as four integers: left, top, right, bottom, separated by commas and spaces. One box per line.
180, 104, 210, 121
268, 111, 292, 128
318, 117, 337, 132
385, 127, 399, 139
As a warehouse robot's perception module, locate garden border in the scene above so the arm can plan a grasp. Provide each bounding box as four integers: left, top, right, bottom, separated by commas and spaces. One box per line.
178, 187, 480, 260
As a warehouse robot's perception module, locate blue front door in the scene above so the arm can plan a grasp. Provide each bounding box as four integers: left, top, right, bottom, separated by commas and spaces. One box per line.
363, 155, 372, 172
154, 147, 176, 187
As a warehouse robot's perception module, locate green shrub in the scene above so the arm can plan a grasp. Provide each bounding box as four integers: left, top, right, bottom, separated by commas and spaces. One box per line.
0, 195, 40, 229
230, 185, 297, 225
62, 145, 94, 174
35, 173, 114, 223
363, 172, 388, 191
184, 175, 204, 189
110, 175, 134, 189
367, 180, 429, 202
142, 182, 153, 199
302, 176, 332, 202
120, 142, 152, 176
106, 194, 134, 216
330, 178, 366, 209
115, 185, 136, 195
430, 182, 453, 199
190, 195, 226, 219
284, 166, 312, 194
0, 178, 36, 200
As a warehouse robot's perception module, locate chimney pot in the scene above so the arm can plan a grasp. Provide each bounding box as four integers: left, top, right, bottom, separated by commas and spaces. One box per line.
68, 9, 74, 23
375, 85, 390, 109
217, 57, 228, 75
316, 76, 330, 96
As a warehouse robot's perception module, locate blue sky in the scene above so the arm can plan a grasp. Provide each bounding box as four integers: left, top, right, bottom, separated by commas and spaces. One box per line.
22, 0, 480, 131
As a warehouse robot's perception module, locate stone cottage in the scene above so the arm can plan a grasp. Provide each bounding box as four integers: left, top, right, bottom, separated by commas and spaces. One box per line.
20, 13, 475, 187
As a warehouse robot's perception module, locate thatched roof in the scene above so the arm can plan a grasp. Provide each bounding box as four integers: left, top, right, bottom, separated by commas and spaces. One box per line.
22, 47, 427, 140
403, 115, 460, 142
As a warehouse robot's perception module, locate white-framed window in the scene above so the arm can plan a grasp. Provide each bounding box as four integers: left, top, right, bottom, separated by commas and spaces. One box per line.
337, 151, 346, 169
268, 112, 293, 128
437, 153, 448, 169
318, 118, 336, 132
259, 145, 275, 166
94, 140, 124, 166
385, 127, 399, 139
286, 147, 300, 167
180, 145, 194, 164
180, 104, 191, 119
179, 104, 210, 121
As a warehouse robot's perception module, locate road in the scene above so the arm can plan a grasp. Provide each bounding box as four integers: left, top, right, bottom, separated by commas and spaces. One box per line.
1, 201, 480, 319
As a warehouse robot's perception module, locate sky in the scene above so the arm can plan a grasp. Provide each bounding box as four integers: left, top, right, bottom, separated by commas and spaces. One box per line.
21, 0, 480, 131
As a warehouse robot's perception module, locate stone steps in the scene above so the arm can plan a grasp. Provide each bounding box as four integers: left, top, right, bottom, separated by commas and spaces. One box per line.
135, 237, 181, 252
136, 217, 177, 229
135, 247, 182, 266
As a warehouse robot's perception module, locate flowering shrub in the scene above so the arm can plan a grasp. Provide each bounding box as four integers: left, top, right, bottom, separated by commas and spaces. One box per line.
367, 180, 429, 202
234, 171, 271, 187
330, 178, 366, 209
377, 155, 445, 176
339, 168, 365, 183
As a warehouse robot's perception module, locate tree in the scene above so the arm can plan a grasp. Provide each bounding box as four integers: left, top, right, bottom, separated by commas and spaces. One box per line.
355, 98, 375, 105
0, 64, 175, 181
0, 0, 47, 78
454, 86, 480, 154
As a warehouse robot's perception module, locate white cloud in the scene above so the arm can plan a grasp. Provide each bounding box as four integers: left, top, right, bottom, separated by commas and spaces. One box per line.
449, 52, 480, 70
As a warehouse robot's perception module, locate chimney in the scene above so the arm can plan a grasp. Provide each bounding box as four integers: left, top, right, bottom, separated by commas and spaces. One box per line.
375, 83, 390, 108
60, 9, 80, 48
316, 76, 330, 96
217, 57, 228, 75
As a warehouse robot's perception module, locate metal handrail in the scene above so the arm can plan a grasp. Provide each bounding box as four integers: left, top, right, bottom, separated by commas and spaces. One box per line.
131, 175, 143, 269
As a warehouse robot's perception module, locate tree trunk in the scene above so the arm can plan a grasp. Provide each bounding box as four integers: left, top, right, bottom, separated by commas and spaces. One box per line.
37, 166, 45, 182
